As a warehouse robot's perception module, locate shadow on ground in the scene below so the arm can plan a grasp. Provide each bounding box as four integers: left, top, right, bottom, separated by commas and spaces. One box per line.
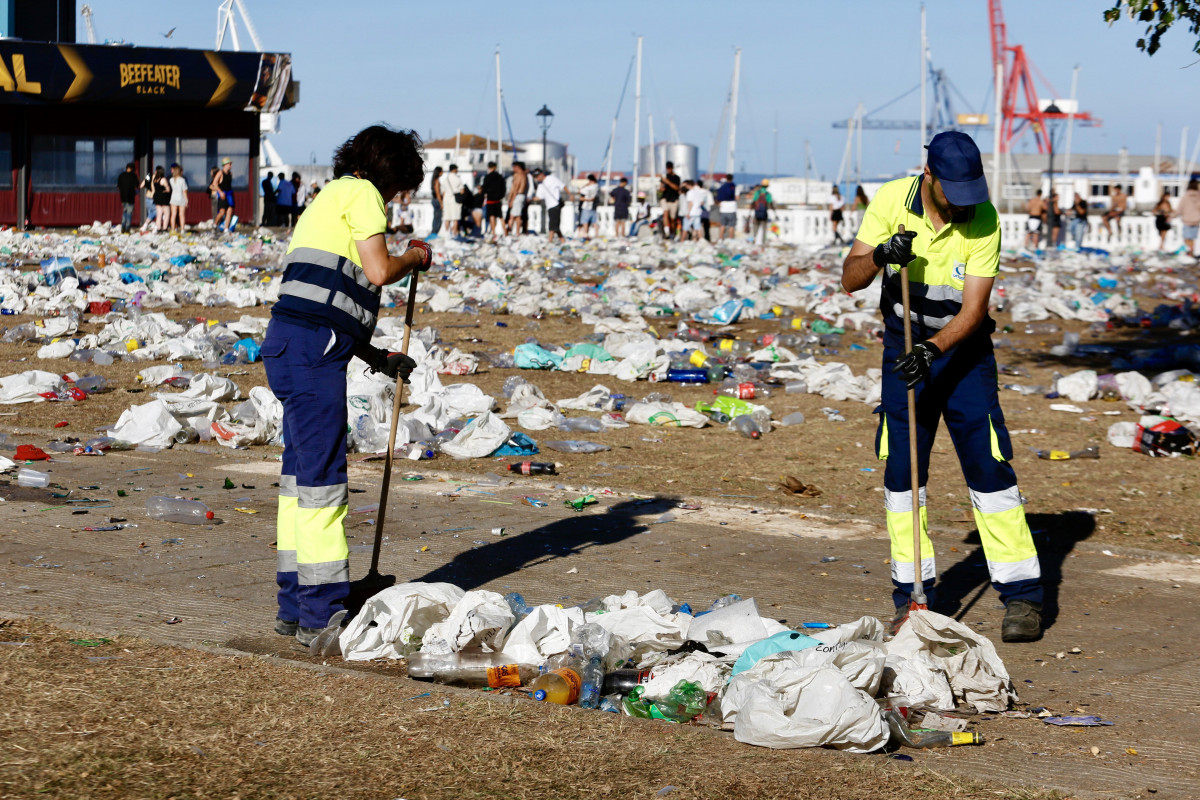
935, 510, 1096, 633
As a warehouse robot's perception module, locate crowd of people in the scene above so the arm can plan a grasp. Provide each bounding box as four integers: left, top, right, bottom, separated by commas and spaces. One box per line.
114, 157, 324, 236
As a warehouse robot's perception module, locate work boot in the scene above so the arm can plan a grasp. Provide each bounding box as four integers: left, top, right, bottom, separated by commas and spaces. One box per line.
274, 617, 298, 636
1001, 600, 1043, 643
296, 626, 322, 647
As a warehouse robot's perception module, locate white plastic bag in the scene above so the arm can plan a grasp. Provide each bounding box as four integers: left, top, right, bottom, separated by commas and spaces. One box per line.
439, 411, 512, 459
420, 589, 515, 655
500, 605, 585, 664
340, 582, 465, 661
108, 399, 183, 447
886, 609, 1016, 712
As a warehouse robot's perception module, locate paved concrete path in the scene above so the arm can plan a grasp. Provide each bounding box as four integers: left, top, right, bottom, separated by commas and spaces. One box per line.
2, 447, 1196, 798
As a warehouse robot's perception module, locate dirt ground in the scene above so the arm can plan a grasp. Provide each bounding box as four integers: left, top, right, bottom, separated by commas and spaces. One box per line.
2, 287, 1196, 556
0, 617, 1058, 800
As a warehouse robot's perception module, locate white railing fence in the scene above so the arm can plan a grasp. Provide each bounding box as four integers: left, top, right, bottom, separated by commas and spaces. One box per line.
402, 202, 1185, 251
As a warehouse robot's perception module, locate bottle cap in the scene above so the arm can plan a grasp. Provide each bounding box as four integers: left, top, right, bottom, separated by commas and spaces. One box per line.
205, 511, 215, 519
533, 690, 547, 701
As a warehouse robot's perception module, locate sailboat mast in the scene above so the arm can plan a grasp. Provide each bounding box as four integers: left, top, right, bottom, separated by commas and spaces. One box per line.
495, 47, 503, 167
632, 36, 643, 198
725, 47, 741, 175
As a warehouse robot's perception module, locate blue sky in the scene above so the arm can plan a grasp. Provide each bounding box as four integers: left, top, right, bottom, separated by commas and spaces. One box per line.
96, 0, 1200, 179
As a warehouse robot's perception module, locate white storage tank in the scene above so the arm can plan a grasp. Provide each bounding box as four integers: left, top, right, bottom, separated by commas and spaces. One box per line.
639, 143, 699, 181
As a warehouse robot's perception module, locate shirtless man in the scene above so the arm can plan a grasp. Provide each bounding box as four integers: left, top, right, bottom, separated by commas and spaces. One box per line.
506, 161, 528, 236
1024, 190, 1045, 251
1101, 185, 1127, 241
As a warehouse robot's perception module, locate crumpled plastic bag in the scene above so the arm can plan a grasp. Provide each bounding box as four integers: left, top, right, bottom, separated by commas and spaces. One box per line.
439, 411, 512, 459
886, 609, 1016, 712
108, 399, 183, 447
881, 651, 956, 711
500, 382, 554, 419
586, 605, 688, 658
557, 384, 614, 411
513, 343, 562, 369
625, 401, 708, 428
500, 604, 585, 664
641, 651, 729, 700
420, 589, 515, 655
516, 407, 557, 430
339, 582, 465, 661
1107, 420, 1138, 449
0, 370, 65, 404
725, 664, 889, 751
1055, 370, 1097, 403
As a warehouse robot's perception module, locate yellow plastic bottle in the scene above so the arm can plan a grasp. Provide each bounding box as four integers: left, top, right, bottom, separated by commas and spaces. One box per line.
529, 667, 582, 705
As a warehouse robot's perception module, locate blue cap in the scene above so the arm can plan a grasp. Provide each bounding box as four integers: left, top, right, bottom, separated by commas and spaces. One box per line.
925, 131, 988, 206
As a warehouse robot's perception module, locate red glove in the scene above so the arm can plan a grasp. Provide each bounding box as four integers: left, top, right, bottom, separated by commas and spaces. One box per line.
405, 239, 433, 271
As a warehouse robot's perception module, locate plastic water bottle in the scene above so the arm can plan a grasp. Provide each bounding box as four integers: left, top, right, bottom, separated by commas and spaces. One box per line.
74, 375, 109, 393
407, 651, 538, 688
503, 592, 533, 620
399, 441, 435, 460
145, 496, 214, 524
578, 655, 605, 709
784, 381, 808, 394
1024, 323, 1060, 335
731, 415, 766, 439
16, 468, 50, 488
529, 666, 583, 705
779, 411, 806, 426
714, 338, 754, 357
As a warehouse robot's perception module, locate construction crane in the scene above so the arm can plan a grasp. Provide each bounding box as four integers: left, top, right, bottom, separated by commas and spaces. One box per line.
214, 1, 285, 168
80, 4, 96, 44
989, 0, 1098, 154
832, 60, 986, 132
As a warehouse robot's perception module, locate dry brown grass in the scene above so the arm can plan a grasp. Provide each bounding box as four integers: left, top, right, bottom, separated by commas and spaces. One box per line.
0, 618, 1057, 800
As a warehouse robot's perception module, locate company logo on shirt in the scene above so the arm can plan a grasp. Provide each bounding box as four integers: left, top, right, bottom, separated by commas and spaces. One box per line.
119, 63, 181, 94
952, 261, 966, 283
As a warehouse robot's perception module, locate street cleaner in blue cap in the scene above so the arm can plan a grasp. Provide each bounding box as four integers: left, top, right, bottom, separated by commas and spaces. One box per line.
839, 131, 1042, 642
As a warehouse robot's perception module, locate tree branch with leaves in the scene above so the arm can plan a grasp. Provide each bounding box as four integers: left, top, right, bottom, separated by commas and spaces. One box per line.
1105, 0, 1200, 56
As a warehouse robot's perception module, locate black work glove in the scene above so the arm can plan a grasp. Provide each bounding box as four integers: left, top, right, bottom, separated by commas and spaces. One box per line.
405, 239, 434, 272
354, 343, 417, 383
894, 340, 942, 389
872, 230, 918, 268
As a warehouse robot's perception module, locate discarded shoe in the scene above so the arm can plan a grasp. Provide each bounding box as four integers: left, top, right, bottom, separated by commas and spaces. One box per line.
1001, 600, 1043, 643
296, 626, 322, 647
274, 617, 298, 636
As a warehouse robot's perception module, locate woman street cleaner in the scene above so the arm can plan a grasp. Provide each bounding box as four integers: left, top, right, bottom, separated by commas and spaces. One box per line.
261, 125, 433, 646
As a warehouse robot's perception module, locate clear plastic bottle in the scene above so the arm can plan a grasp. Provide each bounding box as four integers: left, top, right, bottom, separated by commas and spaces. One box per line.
884, 710, 983, 748
559, 417, 604, 433
399, 441, 435, 460
174, 426, 199, 444
779, 411, 806, 426
784, 381, 808, 394
578, 655, 605, 709
1024, 323, 1060, 335
145, 496, 215, 524
694, 402, 731, 424
717, 381, 769, 400
74, 375, 109, 393
504, 592, 533, 620
407, 651, 538, 688
731, 414, 767, 439
714, 338, 754, 358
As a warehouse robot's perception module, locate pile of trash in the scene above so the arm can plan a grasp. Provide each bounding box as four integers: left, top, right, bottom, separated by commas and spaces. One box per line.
314, 583, 1013, 752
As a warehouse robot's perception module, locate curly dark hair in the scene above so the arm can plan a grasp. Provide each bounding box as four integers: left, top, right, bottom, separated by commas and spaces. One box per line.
332, 125, 425, 195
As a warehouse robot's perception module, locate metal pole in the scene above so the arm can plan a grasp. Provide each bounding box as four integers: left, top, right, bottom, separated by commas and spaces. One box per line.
1154, 122, 1162, 186
772, 112, 778, 180
1180, 127, 1189, 194
541, 128, 547, 177
726, 47, 741, 175
1062, 65, 1078, 186
856, 102, 863, 188
804, 139, 811, 206
632, 35, 642, 197
495, 47, 502, 168
992, 60, 1003, 205
919, 4, 927, 165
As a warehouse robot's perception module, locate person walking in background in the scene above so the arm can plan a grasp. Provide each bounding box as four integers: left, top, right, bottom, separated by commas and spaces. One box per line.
1153, 189, 1174, 252
697, 178, 714, 241
840, 131, 1043, 643
854, 185, 870, 230
275, 170, 296, 228
575, 174, 599, 239
683, 179, 706, 241
293, 172, 308, 220
116, 161, 138, 233
533, 168, 567, 243
440, 164, 464, 237
141, 166, 159, 233
151, 166, 171, 232
659, 161, 682, 240
261, 171, 277, 226
830, 185, 846, 245
168, 163, 188, 233
1179, 179, 1200, 261
1023, 189, 1044, 251
208, 166, 220, 223
715, 174, 737, 241
1069, 192, 1089, 249
1100, 184, 1127, 241
611, 176, 631, 238
211, 157, 238, 233
429, 165, 444, 238
482, 161, 506, 242
263, 124, 429, 647
751, 179, 775, 245
506, 161, 527, 236
629, 192, 650, 237
1047, 191, 1063, 249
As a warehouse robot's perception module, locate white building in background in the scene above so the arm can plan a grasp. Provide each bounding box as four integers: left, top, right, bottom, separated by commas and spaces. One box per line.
983, 151, 1194, 213
415, 133, 573, 196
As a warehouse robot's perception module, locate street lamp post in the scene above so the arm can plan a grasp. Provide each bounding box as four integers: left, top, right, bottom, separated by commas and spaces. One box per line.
536, 104, 554, 176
